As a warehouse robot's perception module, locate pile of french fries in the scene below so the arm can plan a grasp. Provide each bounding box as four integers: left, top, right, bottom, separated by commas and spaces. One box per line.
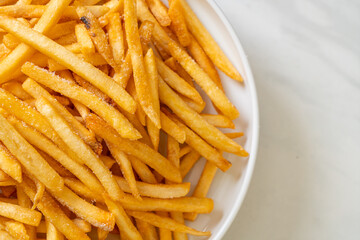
0, 0, 248, 239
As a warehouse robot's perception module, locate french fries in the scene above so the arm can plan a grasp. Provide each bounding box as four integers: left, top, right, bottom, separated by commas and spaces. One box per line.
0, 0, 250, 238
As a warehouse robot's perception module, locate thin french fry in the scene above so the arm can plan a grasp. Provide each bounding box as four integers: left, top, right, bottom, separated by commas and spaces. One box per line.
107, 12, 125, 65
75, 24, 95, 54
146, 0, 171, 26
0, 114, 64, 192
35, 97, 124, 200
125, 0, 160, 128
160, 111, 186, 144
179, 0, 243, 81
179, 145, 191, 158
48, 53, 107, 71
85, 114, 182, 183
127, 210, 211, 236
169, 0, 191, 46
167, 135, 180, 168
64, 177, 103, 202
128, 155, 158, 184
164, 56, 194, 86
0, 202, 41, 226
113, 51, 132, 88
136, 218, 159, 240
201, 113, 235, 129
225, 132, 244, 139
21, 62, 141, 139
16, 186, 36, 240
0, 142, 22, 183
180, 150, 201, 178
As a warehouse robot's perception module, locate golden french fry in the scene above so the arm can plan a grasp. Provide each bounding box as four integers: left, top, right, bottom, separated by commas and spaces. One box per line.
7, 115, 105, 195
125, 0, 160, 128
160, 111, 186, 144
113, 51, 132, 88
0, 142, 22, 183
164, 56, 194, 86
180, 95, 205, 113
225, 132, 244, 139
170, 211, 188, 240
201, 113, 235, 129
46, 220, 64, 240
127, 210, 211, 236
0, 114, 64, 192
179, 0, 243, 81
104, 197, 142, 240
35, 97, 124, 200
73, 218, 91, 233
77, 7, 119, 71
22, 78, 100, 152
0, 229, 16, 240
180, 150, 201, 178
85, 114, 182, 183
17, 179, 91, 240
156, 58, 203, 104
127, 77, 147, 126
0, 202, 41, 226
0, 169, 9, 181
21, 62, 140, 139
75, 24, 95, 54
167, 135, 180, 168
147, 117, 159, 150
157, 211, 172, 240
98, 0, 124, 27
119, 194, 213, 213
145, 0, 171, 26
54, 32, 77, 45
169, 0, 191, 46
100, 155, 116, 169
48, 53, 107, 71
179, 145, 191, 158
16, 186, 36, 240
136, 218, 159, 240
107, 12, 125, 65
128, 155, 158, 184
4, 220, 29, 240
32, 179, 45, 210
63, 177, 103, 202
139, 20, 154, 53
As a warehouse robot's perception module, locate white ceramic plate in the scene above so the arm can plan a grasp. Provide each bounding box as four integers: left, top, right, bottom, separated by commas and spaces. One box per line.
107, 0, 259, 239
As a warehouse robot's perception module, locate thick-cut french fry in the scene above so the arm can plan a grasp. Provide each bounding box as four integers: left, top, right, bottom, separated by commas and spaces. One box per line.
119, 194, 213, 213
86, 114, 182, 183
178, 0, 243, 81
7, 115, 105, 195
0, 229, 16, 240
0, 5, 109, 19
184, 161, 217, 221
0, 202, 41, 226
167, 41, 239, 120
75, 24, 95, 54
2, 82, 31, 100
169, 0, 191, 47
136, 218, 159, 240
171, 211, 188, 240
0, 142, 22, 183
46, 220, 64, 240
21, 62, 140, 139
128, 155, 158, 184
0, 17, 137, 115
159, 78, 247, 157
17, 179, 91, 240
77, 7, 119, 71
180, 150, 201, 178
127, 210, 211, 236
125, 0, 160, 128
35, 97, 124, 200
167, 135, 180, 168
160, 111, 186, 143
72, 218, 91, 233
156, 59, 203, 104
0, 0, 74, 84
22, 78, 100, 152
146, 0, 171, 26
4, 220, 29, 240
0, 114, 64, 192
107, 142, 140, 200
104, 197, 142, 240
113, 51, 132, 88
48, 53, 107, 71
107, 12, 125, 65
201, 113, 235, 129
179, 145, 191, 158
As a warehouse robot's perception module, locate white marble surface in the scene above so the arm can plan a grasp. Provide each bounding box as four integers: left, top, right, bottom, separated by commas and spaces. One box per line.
216, 0, 360, 239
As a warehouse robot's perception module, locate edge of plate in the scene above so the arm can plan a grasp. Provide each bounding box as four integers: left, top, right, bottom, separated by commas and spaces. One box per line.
207, 0, 259, 239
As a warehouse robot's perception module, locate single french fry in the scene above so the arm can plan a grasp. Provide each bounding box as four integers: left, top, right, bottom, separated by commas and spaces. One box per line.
167, 135, 180, 168
0, 114, 64, 192
107, 12, 125, 65
128, 155, 157, 184
178, 0, 243, 81
32, 178, 45, 210
170, 211, 188, 240
35, 97, 124, 200
164, 56, 194, 86
179, 145, 191, 158
0, 142, 22, 183
201, 113, 235, 129
48, 53, 107, 71
180, 95, 205, 113
17, 179, 91, 240
169, 0, 191, 46
46, 220, 64, 240
125, 0, 160, 128
119, 194, 213, 213
0, 0, 74, 84
71, 99, 90, 120
104, 197, 142, 240
77, 7, 119, 71
107, 142, 140, 200
0, 17, 137, 115
145, 0, 171, 26
127, 78, 147, 126
113, 51, 132, 88
22, 78, 100, 152
179, 150, 201, 178
159, 78, 247, 157
0, 202, 41, 226
136, 218, 159, 240
147, 117, 159, 151
157, 60, 203, 105
225, 132, 244, 139
4, 220, 29, 240
85, 114, 182, 183
72, 218, 91, 233
184, 161, 217, 221
21, 62, 140, 139
7, 115, 105, 195
157, 211, 172, 240
75, 24, 95, 54
160, 111, 186, 144
127, 210, 210, 236
100, 155, 116, 169
168, 41, 239, 120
